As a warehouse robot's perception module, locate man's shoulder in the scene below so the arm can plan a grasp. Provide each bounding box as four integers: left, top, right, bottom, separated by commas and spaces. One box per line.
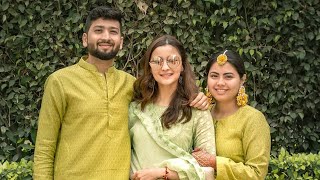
114, 69, 136, 81
49, 64, 79, 77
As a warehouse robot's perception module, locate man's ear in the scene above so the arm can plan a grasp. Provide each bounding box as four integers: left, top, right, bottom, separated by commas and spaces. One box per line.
120, 36, 124, 50
82, 33, 88, 48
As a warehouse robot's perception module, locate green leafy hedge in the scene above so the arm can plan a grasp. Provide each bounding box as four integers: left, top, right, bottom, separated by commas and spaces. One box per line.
0, 0, 319, 162
0, 159, 32, 180
266, 148, 320, 180
1, 148, 319, 180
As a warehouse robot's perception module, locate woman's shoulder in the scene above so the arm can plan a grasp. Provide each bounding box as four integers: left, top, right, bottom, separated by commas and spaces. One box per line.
240, 105, 265, 116
191, 108, 212, 117
190, 108, 213, 124
238, 105, 268, 124
129, 101, 139, 109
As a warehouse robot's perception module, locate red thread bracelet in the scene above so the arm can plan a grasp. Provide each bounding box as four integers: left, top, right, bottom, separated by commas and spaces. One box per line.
163, 167, 169, 180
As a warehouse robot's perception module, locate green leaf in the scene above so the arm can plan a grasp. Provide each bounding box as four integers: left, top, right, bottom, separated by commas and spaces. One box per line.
9, 80, 15, 87
36, 23, 44, 31
164, 26, 171, 34
307, 32, 314, 40
2, 2, 9, 11
238, 48, 243, 56
274, 35, 281, 43
17, 104, 25, 110
3, 14, 7, 22
1, 126, 7, 134
292, 13, 299, 20
19, 19, 28, 28
304, 64, 310, 71
18, 4, 25, 12
222, 21, 228, 29
249, 49, 254, 56
181, 1, 191, 8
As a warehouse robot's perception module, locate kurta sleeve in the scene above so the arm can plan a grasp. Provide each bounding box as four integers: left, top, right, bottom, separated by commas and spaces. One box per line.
33, 75, 66, 179
193, 110, 216, 155
128, 103, 136, 130
160, 158, 205, 180
216, 111, 271, 180
128, 103, 138, 149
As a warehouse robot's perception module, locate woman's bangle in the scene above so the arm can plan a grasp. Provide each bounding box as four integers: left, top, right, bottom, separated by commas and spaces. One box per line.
163, 167, 169, 180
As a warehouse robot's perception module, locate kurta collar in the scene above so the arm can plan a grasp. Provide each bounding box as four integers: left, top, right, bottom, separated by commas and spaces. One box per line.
78, 56, 116, 74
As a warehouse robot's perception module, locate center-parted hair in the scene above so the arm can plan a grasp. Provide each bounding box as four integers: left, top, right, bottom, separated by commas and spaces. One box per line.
84, 6, 123, 33
133, 35, 199, 129
206, 50, 246, 78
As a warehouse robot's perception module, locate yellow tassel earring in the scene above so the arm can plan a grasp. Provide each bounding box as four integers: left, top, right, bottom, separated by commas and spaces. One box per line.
205, 88, 215, 105
236, 86, 248, 107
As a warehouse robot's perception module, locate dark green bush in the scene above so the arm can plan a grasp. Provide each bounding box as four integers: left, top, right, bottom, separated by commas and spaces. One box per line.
1, 0, 319, 162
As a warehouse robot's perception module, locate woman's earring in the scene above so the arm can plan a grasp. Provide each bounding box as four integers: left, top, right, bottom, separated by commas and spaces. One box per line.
236, 85, 248, 107
205, 88, 215, 104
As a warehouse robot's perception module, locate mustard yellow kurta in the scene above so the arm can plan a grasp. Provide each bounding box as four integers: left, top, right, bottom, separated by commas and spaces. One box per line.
214, 105, 271, 180
33, 56, 136, 180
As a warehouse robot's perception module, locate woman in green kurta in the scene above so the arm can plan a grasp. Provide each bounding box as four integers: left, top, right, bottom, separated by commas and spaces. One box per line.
192, 50, 271, 180
129, 35, 216, 180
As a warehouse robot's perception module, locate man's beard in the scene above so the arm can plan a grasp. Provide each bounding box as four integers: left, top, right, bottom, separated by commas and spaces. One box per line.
87, 42, 120, 61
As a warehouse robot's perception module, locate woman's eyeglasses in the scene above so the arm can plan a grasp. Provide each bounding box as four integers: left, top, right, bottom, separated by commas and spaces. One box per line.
149, 55, 181, 70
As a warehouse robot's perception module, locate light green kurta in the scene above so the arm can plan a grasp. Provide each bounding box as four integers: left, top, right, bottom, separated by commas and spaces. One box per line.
129, 102, 216, 180
33, 56, 136, 180
214, 105, 271, 180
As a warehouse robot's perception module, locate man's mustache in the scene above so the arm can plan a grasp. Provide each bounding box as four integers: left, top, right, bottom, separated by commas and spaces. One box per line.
97, 40, 114, 46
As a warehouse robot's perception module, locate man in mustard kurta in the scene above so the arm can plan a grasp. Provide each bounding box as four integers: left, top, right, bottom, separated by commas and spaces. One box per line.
33, 7, 135, 179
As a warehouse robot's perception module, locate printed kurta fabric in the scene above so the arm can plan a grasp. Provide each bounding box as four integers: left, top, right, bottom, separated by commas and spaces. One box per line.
214, 105, 271, 180
33, 56, 136, 179
129, 102, 216, 180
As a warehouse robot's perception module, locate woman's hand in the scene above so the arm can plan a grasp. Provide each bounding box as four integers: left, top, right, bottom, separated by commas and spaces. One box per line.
131, 168, 165, 180
192, 148, 216, 169
190, 92, 209, 110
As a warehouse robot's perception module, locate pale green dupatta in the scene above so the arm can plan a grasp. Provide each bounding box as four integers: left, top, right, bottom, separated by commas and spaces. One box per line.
131, 102, 205, 180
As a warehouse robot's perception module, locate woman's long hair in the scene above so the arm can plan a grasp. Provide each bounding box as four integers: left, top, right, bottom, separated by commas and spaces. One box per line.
133, 35, 198, 128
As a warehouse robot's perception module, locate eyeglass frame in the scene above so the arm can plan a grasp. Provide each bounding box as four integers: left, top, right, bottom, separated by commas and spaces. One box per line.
149, 55, 182, 70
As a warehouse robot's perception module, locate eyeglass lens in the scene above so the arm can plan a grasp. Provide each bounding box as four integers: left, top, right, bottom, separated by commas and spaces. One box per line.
149, 55, 181, 69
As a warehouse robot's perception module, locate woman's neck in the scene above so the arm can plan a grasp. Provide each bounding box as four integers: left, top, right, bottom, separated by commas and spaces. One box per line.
155, 84, 177, 106
212, 100, 239, 120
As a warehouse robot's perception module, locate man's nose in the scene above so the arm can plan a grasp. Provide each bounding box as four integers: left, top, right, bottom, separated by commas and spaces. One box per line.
102, 31, 110, 39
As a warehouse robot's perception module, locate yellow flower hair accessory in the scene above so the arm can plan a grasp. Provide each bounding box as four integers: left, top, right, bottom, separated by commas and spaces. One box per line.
217, 50, 228, 65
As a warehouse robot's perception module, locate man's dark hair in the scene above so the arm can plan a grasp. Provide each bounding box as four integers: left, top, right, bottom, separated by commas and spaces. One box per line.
84, 6, 123, 33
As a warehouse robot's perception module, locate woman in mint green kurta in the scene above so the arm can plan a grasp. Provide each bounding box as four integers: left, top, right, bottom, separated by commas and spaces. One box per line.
192, 50, 271, 180
129, 35, 216, 180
